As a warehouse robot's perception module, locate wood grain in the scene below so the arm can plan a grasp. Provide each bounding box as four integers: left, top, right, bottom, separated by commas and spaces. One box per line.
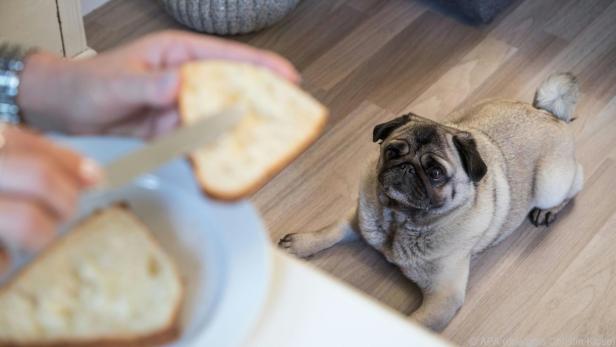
515, 1, 616, 104
85, 0, 183, 51
302, 0, 427, 90
515, 209, 616, 342
240, 0, 362, 70
544, 0, 613, 41
489, 0, 575, 46
401, 37, 517, 119
85, 0, 616, 345
316, 10, 485, 122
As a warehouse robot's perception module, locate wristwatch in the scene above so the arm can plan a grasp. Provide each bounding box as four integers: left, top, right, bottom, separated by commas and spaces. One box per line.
0, 43, 30, 124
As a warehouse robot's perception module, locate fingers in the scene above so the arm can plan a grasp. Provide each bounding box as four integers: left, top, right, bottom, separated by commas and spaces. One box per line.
0, 127, 103, 251
6, 127, 103, 187
117, 70, 180, 110
100, 107, 179, 139
46, 142, 103, 187
142, 30, 300, 83
123, 32, 300, 108
0, 151, 81, 219
194, 40, 300, 83
144, 108, 179, 138
0, 197, 56, 251
190, 35, 300, 83
0, 127, 102, 220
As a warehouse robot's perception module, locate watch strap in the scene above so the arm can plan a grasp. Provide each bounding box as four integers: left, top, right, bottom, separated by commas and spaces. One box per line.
0, 43, 29, 124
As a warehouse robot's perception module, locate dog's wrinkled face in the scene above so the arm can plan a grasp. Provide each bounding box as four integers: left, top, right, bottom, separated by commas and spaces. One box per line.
373, 113, 487, 215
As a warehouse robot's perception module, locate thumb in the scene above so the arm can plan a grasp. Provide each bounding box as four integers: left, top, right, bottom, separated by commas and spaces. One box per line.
123, 70, 180, 108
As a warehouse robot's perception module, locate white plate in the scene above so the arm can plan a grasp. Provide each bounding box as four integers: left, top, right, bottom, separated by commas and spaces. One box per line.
54, 136, 272, 347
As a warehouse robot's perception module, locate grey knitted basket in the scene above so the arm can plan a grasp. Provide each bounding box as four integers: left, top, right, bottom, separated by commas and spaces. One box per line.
160, 0, 300, 35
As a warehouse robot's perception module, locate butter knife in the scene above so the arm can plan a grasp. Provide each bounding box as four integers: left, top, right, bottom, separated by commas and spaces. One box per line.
99, 107, 243, 191
0, 107, 244, 285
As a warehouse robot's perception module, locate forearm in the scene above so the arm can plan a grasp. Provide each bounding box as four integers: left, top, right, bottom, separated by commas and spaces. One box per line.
17, 51, 75, 131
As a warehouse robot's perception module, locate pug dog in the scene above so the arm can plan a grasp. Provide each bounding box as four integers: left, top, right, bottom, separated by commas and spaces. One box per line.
278, 73, 584, 331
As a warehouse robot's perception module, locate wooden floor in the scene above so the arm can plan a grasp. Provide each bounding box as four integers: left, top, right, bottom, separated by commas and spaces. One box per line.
86, 1, 616, 345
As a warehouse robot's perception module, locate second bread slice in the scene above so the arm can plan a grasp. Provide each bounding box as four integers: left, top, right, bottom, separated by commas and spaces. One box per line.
0, 205, 183, 346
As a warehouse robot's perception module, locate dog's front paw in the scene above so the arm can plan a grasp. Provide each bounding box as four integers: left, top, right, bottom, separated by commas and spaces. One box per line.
278, 233, 321, 258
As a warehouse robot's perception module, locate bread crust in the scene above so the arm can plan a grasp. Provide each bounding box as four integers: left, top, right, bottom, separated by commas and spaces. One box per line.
0, 322, 179, 347
178, 62, 329, 201
0, 204, 184, 347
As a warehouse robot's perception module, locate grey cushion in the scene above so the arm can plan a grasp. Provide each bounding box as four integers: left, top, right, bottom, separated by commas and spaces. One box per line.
160, 0, 300, 35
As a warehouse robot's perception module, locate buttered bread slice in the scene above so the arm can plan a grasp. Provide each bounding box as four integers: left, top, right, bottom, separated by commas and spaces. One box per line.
180, 60, 328, 200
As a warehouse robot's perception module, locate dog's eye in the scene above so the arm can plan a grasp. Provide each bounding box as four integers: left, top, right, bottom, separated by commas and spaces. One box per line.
428, 167, 444, 181
385, 147, 399, 160
384, 141, 409, 160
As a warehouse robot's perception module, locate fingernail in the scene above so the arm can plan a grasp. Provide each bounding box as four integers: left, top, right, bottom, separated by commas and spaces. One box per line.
80, 158, 103, 184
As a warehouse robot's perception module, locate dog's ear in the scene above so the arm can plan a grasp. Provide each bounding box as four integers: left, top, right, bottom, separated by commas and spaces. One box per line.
373, 114, 412, 143
453, 132, 487, 182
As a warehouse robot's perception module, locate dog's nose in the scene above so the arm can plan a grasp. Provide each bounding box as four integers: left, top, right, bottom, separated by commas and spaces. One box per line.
385, 140, 409, 160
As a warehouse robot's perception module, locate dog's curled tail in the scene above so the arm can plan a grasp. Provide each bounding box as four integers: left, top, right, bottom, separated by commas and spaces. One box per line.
533, 73, 579, 122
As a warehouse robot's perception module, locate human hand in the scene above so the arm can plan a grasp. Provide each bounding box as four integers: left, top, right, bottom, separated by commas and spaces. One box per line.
18, 30, 299, 138
0, 126, 102, 251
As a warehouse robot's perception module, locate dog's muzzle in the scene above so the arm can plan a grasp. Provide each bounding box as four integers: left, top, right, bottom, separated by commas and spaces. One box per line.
379, 164, 431, 210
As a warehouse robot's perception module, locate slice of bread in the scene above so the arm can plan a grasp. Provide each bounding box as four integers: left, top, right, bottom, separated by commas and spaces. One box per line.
0, 205, 183, 347
180, 60, 328, 200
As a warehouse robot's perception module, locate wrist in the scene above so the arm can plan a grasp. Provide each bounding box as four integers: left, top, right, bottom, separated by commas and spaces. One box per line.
17, 51, 72, 130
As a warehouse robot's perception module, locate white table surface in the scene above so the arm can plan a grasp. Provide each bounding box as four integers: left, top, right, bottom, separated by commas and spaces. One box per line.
241, 247, 454, 347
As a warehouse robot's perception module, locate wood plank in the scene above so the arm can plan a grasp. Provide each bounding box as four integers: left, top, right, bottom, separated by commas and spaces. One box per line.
578, 95, 616, 143
456, 31, 567, 110
302, 0, 427, 91
364, 11, 485, 115
514, 1, 616, 104
85, 0, 182, 52
401, 37, 517, 119
576, 97, 616, 176
512, 211, 616, 342
489, 0, 576, 47
245, 2, 365, 71
544, 0, 613, 41
318, 10, 485, 122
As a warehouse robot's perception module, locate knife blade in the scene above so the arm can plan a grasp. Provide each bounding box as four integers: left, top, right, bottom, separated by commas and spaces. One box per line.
99, 107, 243, 191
